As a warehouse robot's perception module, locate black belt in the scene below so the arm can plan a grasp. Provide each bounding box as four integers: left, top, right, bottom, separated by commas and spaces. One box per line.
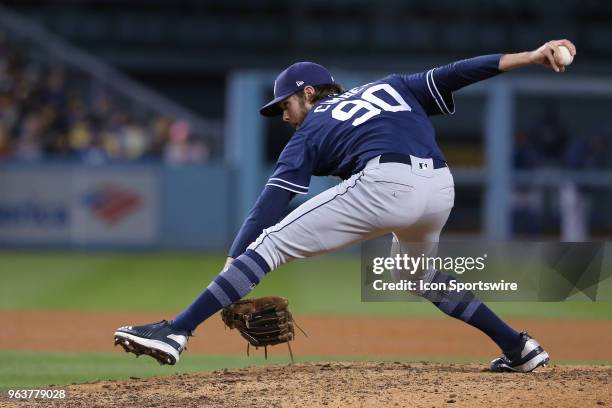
379, 153, 447, 169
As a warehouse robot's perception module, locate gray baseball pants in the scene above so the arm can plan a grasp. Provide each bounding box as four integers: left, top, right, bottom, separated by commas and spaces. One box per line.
248, 155, 455, 270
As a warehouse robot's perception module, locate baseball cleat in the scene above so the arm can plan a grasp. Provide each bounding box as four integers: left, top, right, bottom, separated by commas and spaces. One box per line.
113, 320, 192, 366
490, 332, 550, 373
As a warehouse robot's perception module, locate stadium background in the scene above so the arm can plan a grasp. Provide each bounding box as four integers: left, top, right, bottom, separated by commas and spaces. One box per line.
1, 0, 611, 398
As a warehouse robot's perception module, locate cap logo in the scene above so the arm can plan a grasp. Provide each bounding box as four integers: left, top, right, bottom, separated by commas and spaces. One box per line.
296, 80, 304, 87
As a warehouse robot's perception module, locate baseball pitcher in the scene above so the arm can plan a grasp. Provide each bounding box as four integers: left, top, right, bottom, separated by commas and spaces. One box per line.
115, 39, 576, 372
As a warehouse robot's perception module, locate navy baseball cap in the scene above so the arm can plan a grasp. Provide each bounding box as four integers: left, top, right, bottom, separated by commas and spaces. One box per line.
259, 61, 335, 117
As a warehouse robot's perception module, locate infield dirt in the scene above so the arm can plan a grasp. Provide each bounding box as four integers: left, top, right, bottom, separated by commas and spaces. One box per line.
4, 363, 611, 407
3, 310, 612, 359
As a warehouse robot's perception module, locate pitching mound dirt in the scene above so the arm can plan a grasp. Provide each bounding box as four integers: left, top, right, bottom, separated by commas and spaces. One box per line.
6, 362, 611, 408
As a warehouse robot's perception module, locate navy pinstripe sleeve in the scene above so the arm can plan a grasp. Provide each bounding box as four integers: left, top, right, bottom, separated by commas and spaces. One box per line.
402, 54, 503, 116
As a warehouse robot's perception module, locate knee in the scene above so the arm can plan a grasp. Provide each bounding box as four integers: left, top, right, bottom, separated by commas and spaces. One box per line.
246, 234, 289, 271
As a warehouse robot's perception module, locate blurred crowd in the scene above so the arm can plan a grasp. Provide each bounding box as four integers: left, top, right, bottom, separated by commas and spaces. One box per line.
0, 32, 210, 165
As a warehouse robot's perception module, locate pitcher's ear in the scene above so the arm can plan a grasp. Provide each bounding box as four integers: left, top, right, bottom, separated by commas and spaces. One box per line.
303, 85, 316, 102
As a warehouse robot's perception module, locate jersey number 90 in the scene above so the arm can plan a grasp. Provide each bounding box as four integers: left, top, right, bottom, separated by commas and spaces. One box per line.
328, 84, 412, 126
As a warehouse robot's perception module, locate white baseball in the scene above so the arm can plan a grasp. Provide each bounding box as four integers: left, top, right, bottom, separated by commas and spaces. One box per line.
555, 45, 573, 66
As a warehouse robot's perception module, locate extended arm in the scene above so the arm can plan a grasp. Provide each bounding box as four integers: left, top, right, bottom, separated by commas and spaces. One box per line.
403, 39, 577, 116
429, 38, 577, 94
433, 39, 577, 93
431, 54, 503, 93
499, 39, 577, 73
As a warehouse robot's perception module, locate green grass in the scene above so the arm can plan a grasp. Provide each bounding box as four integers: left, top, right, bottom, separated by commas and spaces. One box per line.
2, 351, 610, 388
1, 251, 611, 318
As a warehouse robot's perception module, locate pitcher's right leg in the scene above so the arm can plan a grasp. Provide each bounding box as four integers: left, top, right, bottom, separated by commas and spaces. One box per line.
390, 184, 546, 371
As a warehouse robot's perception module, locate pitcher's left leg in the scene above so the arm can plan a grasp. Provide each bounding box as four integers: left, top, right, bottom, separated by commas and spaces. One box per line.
172, 171, 394, 334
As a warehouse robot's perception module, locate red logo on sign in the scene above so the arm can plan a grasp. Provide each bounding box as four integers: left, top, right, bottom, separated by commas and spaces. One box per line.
83, 185, 142, 225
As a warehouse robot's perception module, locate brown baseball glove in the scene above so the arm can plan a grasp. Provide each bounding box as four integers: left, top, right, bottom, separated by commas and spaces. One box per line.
221, 296, 303, 361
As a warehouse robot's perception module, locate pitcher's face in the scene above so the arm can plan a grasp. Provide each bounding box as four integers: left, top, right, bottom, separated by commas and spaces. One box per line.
279, 94, 310, 130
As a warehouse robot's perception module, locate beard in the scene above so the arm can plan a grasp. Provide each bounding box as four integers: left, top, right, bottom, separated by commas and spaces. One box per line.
293, 98, 309, 129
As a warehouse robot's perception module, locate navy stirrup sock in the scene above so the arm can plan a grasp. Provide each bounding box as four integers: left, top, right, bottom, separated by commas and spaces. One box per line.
424, 270, 521, 352
465, 303, 521, 353
172, 250, 271, 332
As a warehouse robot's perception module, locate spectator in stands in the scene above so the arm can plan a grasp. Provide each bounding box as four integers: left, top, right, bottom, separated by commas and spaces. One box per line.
147, 116, 171, 159
565, 129, 610, 169
513, 130, 541, 169
163, 119, 210, 165
14, 112, 44, 161
0, 124, 11, 158
512, 129, 545, 236
529, 107, 568, 166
